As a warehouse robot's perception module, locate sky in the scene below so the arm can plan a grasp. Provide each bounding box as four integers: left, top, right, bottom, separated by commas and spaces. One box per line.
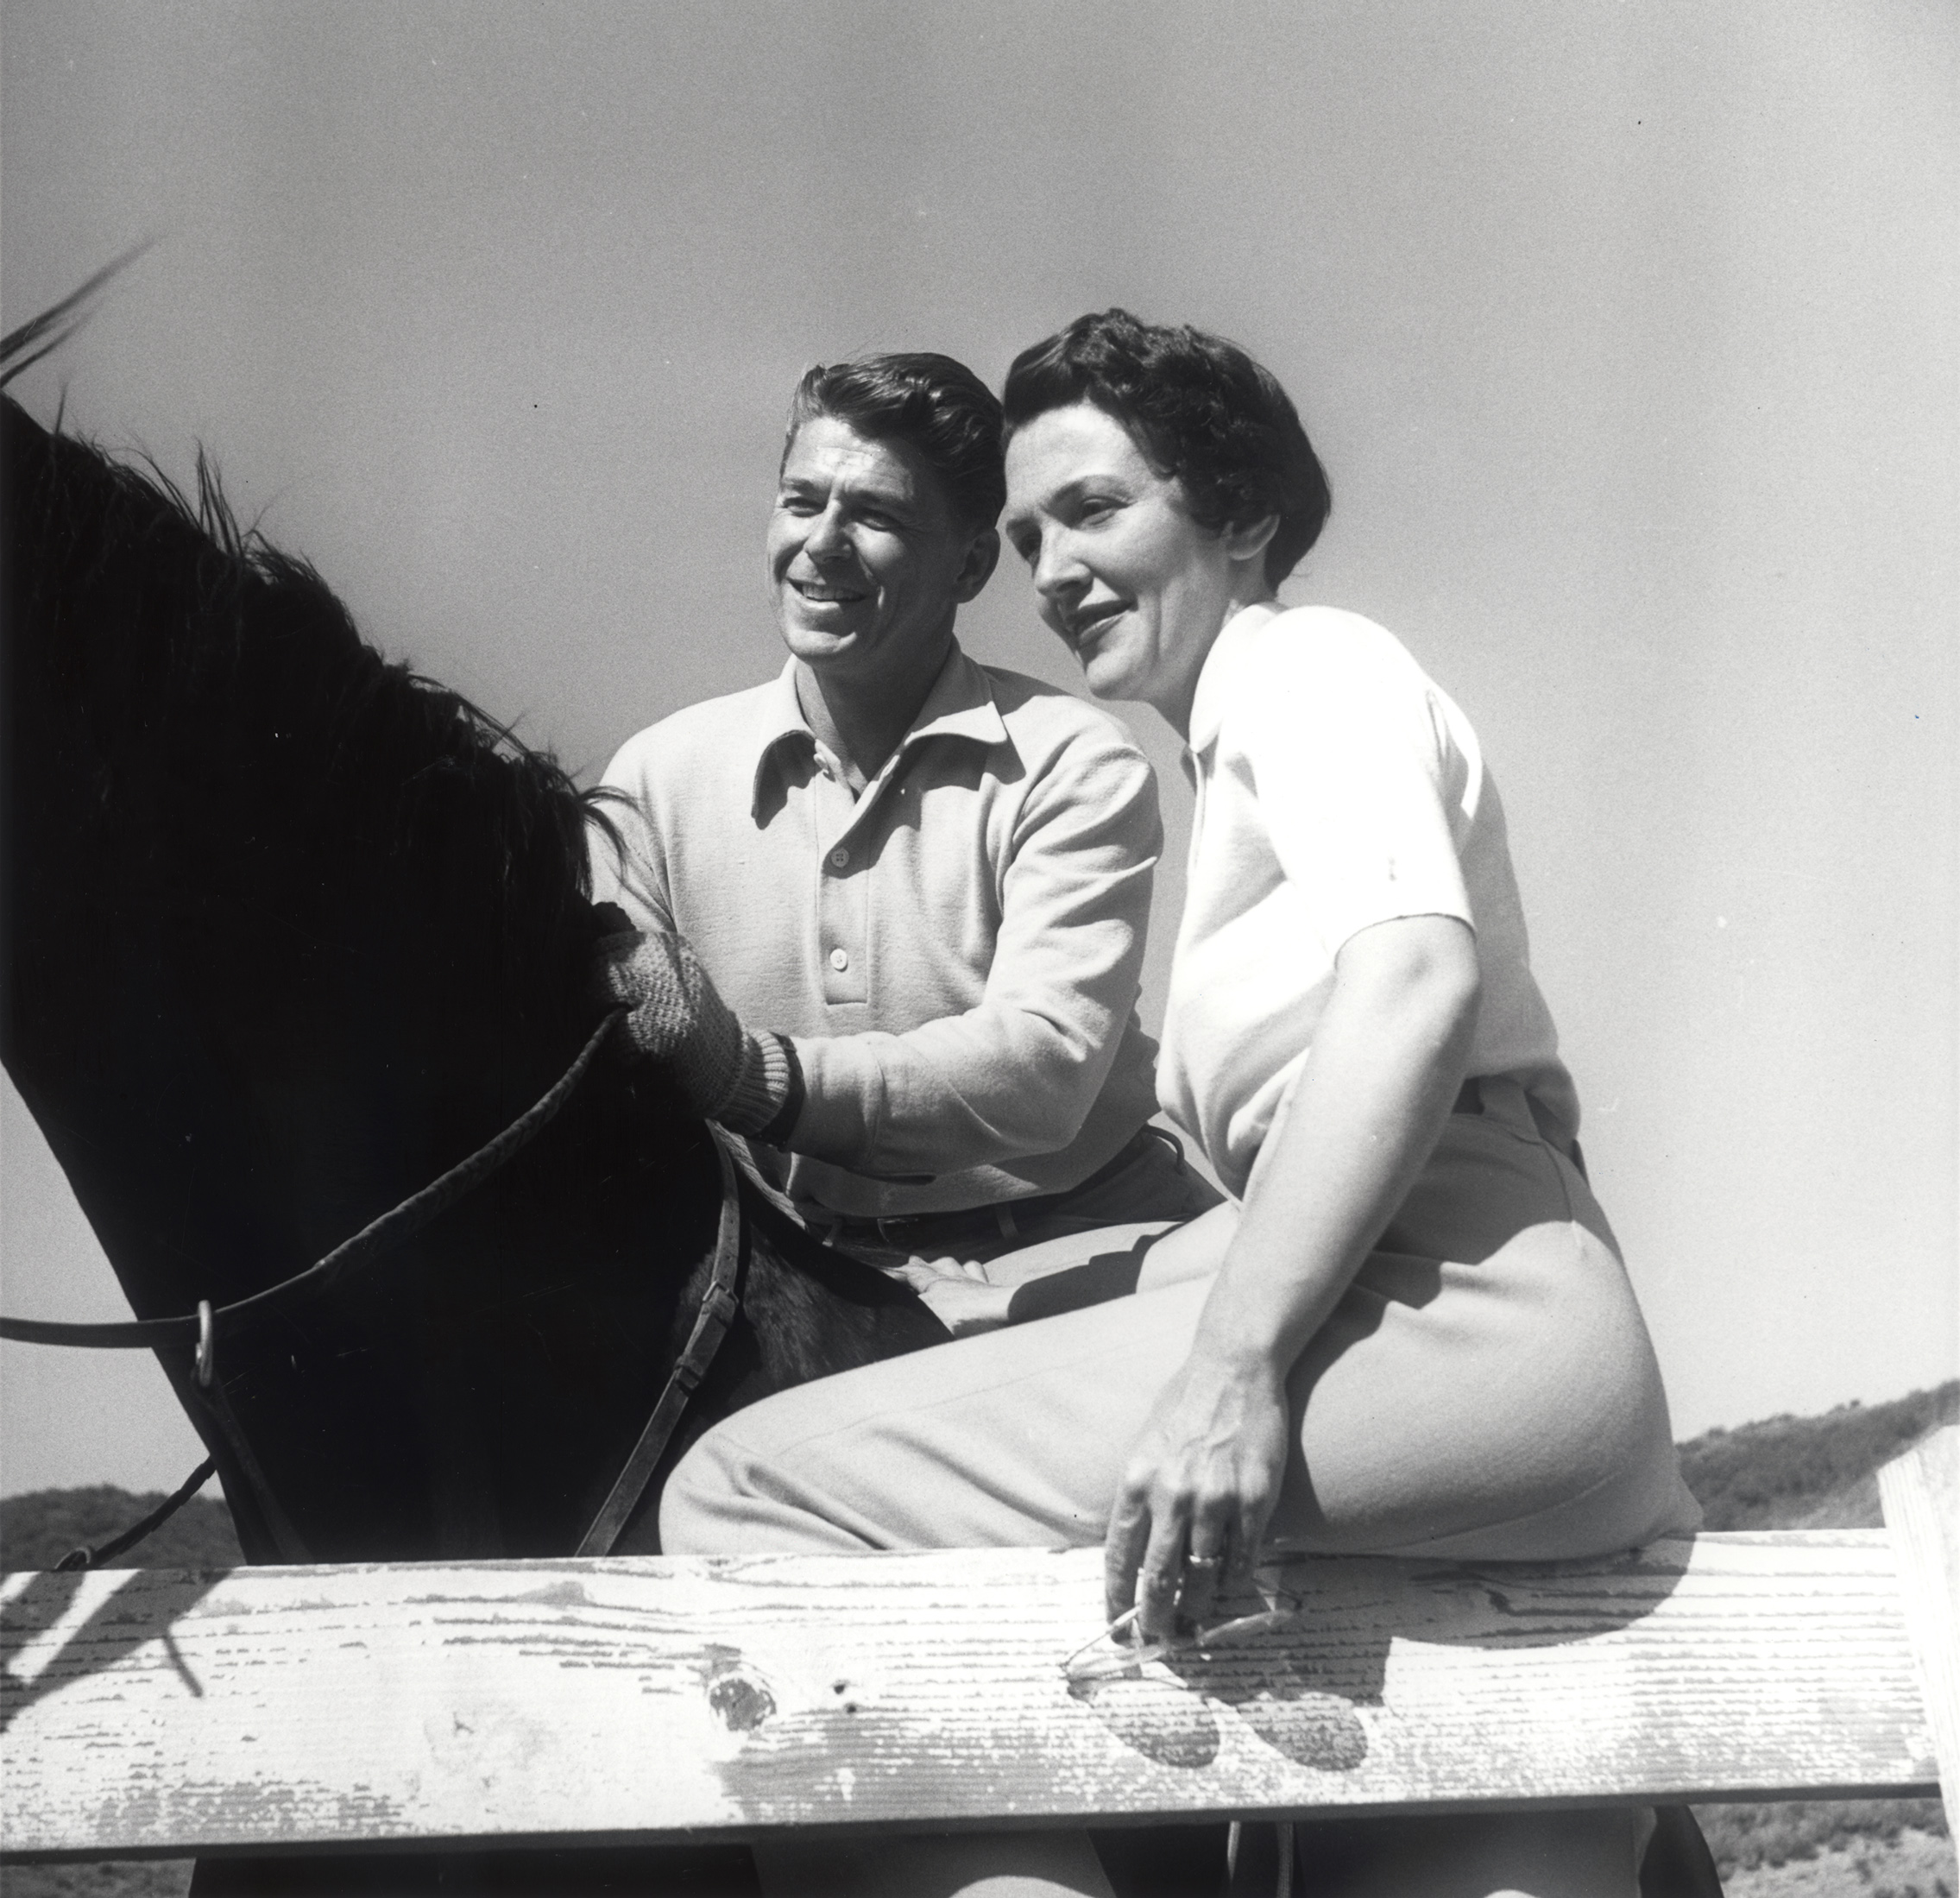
2, 0, 1954, 1496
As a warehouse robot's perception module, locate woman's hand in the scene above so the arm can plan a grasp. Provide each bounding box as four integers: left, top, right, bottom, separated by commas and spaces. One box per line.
895, 1255, 1015, 1337
1105, 1346, 1292, 1636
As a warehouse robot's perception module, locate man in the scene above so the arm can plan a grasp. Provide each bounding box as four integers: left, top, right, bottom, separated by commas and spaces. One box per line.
589, 353, 1214, 1272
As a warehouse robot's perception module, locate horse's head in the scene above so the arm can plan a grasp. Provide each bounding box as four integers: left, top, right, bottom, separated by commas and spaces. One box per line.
2, 376, 715, 1561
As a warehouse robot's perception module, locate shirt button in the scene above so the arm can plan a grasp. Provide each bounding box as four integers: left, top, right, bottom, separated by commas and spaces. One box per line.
829, 846, 849, 868
829, 947, 850, 972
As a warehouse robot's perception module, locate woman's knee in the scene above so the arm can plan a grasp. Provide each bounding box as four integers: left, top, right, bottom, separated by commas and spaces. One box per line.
659, 1420, 886, 1557
658, 1424, 751, 1554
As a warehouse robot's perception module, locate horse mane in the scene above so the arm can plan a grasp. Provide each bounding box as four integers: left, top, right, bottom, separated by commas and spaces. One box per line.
27, 414, 604, 947
3, 273, 614, 990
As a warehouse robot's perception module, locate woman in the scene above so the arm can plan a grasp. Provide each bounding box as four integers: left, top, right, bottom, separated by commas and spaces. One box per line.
661, 311, 1700, 1898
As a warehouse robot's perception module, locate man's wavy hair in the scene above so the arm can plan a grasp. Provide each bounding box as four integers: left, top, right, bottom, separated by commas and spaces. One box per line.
1001, 310, 1331, 586
785, 353, 1006, 530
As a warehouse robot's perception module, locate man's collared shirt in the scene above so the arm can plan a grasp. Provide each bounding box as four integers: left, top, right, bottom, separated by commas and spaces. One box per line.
592, 644, 1163, 1219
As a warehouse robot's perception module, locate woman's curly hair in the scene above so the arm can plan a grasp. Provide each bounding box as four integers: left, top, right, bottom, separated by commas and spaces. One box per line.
1001, 310, 1330, 587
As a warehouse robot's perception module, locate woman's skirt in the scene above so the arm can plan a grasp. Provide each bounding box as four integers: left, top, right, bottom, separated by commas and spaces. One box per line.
660, 1077, 1700, 1560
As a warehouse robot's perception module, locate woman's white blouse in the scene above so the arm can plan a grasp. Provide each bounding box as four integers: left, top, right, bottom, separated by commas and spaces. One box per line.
1156, 605, 1578, 1199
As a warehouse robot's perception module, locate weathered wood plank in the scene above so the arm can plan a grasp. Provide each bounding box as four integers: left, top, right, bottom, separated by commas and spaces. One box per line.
1878, 1426, 1959, 1838
0, 1532, 1938, 1863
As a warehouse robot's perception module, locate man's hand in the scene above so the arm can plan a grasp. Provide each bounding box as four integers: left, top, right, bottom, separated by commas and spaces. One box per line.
894, 1255, 1014, 1336
593, 928, 799, 1139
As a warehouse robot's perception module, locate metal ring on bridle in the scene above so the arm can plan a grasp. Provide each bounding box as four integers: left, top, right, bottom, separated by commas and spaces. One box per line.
0, 1007, 624, 1355
194, 1300, 215, 1389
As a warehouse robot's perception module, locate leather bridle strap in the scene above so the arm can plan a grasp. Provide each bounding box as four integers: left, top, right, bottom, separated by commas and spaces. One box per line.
576, 1127, 746, 1557
0, 1009, 624, 1353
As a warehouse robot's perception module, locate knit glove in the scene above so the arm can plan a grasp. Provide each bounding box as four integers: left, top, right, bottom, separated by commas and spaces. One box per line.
593, 928, 803, 1142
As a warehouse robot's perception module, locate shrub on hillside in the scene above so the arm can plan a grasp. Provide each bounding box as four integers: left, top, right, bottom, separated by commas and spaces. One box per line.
1694, 1796, 1950, 1873
1678, 1382, 1957, 1532
0, 1483, 243, 1573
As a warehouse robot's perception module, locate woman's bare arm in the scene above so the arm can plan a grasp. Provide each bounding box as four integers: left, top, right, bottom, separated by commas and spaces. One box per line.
1106, 911, 1480, 1634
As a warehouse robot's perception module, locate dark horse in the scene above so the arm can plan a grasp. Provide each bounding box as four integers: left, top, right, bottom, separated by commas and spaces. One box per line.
0, 314, 956, 1891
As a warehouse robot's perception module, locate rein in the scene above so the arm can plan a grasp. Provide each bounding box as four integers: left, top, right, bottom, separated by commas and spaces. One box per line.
2, 1006, 751, 1563
575, 1126, 746, 1556
0, 1008, 624, 1359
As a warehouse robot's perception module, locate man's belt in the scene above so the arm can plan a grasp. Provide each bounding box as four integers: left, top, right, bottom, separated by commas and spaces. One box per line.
803, 1125, 1173, 1248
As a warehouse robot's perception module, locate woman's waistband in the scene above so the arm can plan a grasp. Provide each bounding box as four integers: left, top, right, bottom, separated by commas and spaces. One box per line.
1456, 1074, 1586, 1174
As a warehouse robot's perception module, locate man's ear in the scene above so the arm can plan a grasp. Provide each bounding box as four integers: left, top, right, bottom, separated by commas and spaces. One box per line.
953, 527, 1001, 603
1222, 514, 1281, 570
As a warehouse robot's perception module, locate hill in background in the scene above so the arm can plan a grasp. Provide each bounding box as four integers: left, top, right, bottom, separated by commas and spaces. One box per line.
0, 1479, 242, 1574
1680, 1379, 1958, 1533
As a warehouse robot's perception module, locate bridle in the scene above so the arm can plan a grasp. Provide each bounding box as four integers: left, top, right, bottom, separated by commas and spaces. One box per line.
0, 1010, 748, 1565
575, 1126, 743, 1557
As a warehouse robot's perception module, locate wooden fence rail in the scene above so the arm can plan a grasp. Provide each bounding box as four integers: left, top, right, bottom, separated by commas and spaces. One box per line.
3, 1428, 1952, 1865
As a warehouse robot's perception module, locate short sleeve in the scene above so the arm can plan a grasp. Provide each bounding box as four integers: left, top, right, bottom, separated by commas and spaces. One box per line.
1232, 621, 1473, 956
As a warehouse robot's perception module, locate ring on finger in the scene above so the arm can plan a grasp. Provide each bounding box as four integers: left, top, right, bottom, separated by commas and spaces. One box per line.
1186, 1552, 1223, 1572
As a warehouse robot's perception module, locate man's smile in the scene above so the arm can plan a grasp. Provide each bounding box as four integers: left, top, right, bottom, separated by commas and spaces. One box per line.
791, 577, 869, 605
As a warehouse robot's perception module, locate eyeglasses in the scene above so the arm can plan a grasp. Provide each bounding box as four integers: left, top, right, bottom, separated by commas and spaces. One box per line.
1061, 1593, 1301, 1684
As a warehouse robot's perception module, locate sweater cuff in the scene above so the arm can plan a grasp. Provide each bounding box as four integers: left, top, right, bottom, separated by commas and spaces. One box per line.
719, 1031, 804, 1142
753, 1035, 804, 1146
